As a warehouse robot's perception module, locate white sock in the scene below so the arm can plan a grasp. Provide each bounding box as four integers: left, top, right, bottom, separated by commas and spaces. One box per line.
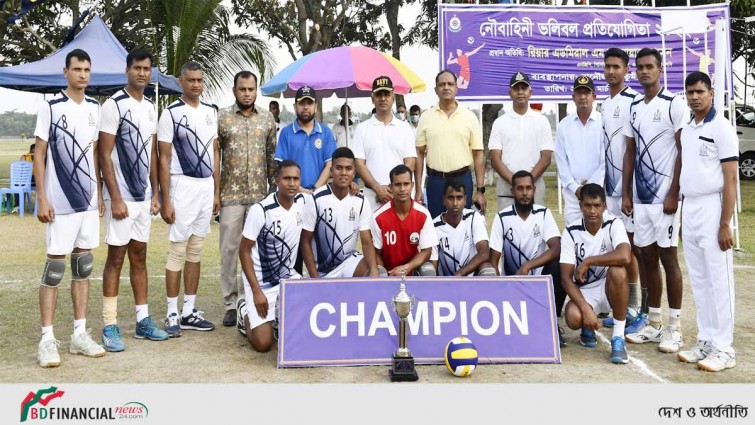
648, 307, 662, 328
135, 304, 149, 323
41, 326, 55, 342
182, 294, 196, 317
668, 308, 682, 328
73, 318, 86, 335
166, 297, 179, 317
628, 282, 641, 310
613, 319, 626, 338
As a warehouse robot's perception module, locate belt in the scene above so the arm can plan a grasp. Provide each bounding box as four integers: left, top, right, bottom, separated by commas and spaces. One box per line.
426, 166, 470, 179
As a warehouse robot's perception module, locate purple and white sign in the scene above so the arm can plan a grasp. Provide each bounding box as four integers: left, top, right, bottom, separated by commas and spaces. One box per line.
277, 276, 561, 368
439, 4, 731, 102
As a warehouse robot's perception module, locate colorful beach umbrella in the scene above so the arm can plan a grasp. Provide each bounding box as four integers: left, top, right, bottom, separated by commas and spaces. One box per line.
260, 45, 426, 98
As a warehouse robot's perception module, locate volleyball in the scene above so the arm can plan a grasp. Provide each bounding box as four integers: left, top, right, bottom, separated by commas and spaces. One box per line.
444, 337, 478, 377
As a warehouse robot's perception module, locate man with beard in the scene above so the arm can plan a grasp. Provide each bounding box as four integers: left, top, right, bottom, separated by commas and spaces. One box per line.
489, 170, 564, 346
216, 71, 277, 327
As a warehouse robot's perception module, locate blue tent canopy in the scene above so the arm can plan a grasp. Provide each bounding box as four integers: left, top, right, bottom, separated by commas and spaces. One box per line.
0, 16, 181, 96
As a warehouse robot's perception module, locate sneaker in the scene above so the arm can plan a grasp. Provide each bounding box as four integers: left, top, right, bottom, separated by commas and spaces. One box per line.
603, 308, 640, 330
558, 326, 566, 347
101, 324, 125, 352
658, 326, 683, 353
222, 309, 237, 327
164, 313, 182, 338
697, 349, 736, 372
626, 323, 662, 344
678, 340, 713, 363
602, 316, 615, 328
236, 298, 247, 337
38, 339, 61, 368
579, 328, 597, 348
625, 312, 648, 335
180, 309, 215, 331
135, 317, 169, 341
69, 330, 106, 358
610, 336, 629, 364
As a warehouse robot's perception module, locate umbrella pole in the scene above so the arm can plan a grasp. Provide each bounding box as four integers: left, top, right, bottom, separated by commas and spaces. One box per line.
345, 87, 350, 149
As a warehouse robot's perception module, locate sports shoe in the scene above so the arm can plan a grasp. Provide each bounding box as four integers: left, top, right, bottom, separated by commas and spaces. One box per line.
602, 316, 615, 328
236, 298, 247, 337
558, 326, 566, 347
69, 329, 106, 358
626, 323, 662, 344
180, 309, 215, 331
678, 340, 713, 363
658, 326, 683, 353
625, 312, 648, 335
697, 349, 736, 372
164, 313, 182, 338
603, 308, 639, 329
579, 328, 597, 348
222, 309, 237, 327
101, 324, 125, 352
135, 317, 169, 341
38, 339, 61, 368
610, 336, 629, 364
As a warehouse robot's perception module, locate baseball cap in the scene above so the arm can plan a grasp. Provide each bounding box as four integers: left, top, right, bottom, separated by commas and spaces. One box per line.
573, 75, 595, 92
509, 71, 530, 87
372, 76, 394, 93
295, 85, 316, 102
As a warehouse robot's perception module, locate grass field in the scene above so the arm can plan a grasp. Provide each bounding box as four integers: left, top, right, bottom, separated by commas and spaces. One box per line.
0, 139, 753, 384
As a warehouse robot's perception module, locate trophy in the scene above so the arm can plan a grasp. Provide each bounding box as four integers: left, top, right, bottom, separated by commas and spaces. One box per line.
389, 270, 419, 382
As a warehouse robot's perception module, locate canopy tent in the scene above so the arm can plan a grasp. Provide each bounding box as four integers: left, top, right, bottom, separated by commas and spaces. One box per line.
0, 16, 181, 96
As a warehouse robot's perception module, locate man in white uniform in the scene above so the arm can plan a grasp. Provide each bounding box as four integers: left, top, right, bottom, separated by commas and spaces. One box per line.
33, 49, 106, 367
157, 61, 220, 336
677, 71, 738, 372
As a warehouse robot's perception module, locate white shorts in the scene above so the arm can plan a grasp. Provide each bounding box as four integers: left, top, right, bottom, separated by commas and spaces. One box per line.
633, 203, 680, 248
46, 209, 100, 255
105, 200, 152, 246
579, 280, 611, 315
321, 253, 363, 278
606, 196, 634, 233
244, 273, 301, 330
169, 175, 214, 242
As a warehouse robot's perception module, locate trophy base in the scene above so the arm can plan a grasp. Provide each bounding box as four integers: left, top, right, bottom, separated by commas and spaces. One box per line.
389, 356, 419, 382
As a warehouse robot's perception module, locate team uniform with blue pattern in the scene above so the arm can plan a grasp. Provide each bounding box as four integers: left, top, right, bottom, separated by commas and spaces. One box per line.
430, 208, 489, 276
490, 204, 560, 276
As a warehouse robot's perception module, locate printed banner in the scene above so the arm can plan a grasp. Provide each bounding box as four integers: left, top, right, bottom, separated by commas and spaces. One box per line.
438, 4, 731, 102
277, 276, 561, 367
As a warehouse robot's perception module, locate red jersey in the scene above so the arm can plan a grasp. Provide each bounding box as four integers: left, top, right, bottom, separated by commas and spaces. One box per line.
370, 200, 438, 271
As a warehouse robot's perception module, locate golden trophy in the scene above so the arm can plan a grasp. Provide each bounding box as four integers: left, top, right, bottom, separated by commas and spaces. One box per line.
389, 271, 418, 382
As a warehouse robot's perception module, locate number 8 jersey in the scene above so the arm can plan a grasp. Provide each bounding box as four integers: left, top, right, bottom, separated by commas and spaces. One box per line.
559, 215, 629, 287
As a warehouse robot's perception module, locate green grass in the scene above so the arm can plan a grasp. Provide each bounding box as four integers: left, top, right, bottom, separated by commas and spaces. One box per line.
0, 139, 32, 185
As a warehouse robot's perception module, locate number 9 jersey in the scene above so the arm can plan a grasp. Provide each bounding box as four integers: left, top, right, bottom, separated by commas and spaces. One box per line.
559, 215, 629, 287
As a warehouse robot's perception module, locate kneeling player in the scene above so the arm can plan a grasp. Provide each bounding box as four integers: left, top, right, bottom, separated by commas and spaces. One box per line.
431, 179, 495, 276
301, 147, 379, 278
560, 184, 632, 364
237, 160, 305, 352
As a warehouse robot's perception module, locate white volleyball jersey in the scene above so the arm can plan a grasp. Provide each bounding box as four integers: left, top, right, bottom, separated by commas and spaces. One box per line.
490, 204, 560, 276
602, 86, 638, 197
99, 89, 158, 201
242, 192, 306, 289
560, 215, 630, 287
157, 99, 218, 178
33, 91, 100, 214
623, 89, 687, 204
303, 185, 372, 275
430, 208, 489, 276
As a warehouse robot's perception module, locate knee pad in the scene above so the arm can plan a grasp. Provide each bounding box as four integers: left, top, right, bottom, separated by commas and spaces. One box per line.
477, 266, 496, 277
70, 252, 94, 280
419, 262, 436, 277
377, 265, 388, 277
166, 240, 188, 272
41, 258, 66, 287
186, 235, 205, 263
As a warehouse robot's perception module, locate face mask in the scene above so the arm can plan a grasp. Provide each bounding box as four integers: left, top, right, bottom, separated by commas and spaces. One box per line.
410, 115, 420, 124
397, 113, 406, 121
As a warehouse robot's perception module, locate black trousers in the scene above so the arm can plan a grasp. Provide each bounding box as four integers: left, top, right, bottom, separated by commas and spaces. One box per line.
542, 259, 566, 318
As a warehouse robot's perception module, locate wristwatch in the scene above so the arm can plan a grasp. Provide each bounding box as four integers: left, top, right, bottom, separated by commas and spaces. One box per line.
477, 186, 486, 194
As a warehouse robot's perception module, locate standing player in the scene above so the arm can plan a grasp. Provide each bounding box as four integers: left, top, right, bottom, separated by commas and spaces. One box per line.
301, 147, 380, 278
371, 164, 438, 277
157, 61, 219, 336
622, 48, 687, 353
237, 160, 306, 352
99, 49, 168, 351
33, 49, 106, 367
560, 184, 632, 364
677, 72, 738, 371
430, 179, 495, 277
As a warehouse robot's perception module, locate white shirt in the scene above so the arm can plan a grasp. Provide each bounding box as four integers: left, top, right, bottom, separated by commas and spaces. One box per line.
157, 99, 218, 178
489, 107, 553, 181
242, 192, 306, 290
430, 208, 489, 276
34, 91, 100, 214
622, 89, 687, 204
560, 215, 630, 288
353, 115, 417, 186
601, 86, 638, 197
332, 121, 355, 149
302, 185, 372, 276
680, 107, 739, 198
555, 111, 606, 194
490, 204, 560, 276
99, 89, 158, 202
